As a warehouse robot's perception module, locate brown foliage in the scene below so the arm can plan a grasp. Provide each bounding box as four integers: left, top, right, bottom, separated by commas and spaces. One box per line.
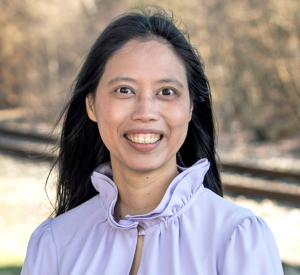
181, 0, 300, 139
0, 0, 125, 120
0, 0, 299, 139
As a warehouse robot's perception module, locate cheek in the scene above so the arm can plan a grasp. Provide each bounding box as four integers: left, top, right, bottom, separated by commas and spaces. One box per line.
164, 102, 191, 136
96, 99, 124, 141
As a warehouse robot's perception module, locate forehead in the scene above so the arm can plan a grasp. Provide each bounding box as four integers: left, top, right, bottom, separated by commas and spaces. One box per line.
100, 39, 187, 85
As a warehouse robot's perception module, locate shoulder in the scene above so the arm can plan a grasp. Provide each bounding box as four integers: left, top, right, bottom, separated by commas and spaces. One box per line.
25, 218, 55, 250
22, 195, 106, 274
202, 187, 253, 215
21, 219, 58, 275
51, 195, 106, 241
52, 195, 104, 226
196, 187, 255, 235
194, 188, 283, 274
29, 195, 105, 252
220, 215, 283, 274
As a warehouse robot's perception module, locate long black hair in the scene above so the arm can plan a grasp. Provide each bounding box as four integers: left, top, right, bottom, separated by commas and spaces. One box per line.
48, 6, 223, 217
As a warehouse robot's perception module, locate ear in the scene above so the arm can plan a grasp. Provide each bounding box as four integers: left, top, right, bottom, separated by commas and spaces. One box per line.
189, 106, 193, 122
85, 93, 97, 122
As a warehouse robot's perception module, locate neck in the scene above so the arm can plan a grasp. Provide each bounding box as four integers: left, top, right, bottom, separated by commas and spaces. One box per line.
111, 157, 179, 222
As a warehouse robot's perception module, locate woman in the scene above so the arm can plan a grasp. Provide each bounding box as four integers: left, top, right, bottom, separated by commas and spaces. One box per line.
21, 7, 283, 275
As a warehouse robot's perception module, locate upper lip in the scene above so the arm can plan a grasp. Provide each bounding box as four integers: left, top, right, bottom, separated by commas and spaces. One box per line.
124, 129, 164, 136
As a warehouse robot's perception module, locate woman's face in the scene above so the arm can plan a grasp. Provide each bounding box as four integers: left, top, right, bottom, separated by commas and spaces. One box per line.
86, 39, 192, 172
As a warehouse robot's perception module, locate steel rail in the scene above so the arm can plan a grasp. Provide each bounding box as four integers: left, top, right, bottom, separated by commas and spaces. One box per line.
0, 129, 300, 203
221, 162, 300, 182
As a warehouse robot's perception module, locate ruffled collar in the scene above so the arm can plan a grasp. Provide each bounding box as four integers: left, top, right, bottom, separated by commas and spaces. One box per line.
91, 159, 210, 230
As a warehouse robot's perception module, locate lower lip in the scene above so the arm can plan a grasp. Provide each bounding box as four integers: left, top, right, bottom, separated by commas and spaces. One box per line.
125, 136, 162, 152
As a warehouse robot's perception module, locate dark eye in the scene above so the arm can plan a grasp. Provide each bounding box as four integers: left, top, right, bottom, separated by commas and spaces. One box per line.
117, 87, 133, 94
158, 88, 175, 96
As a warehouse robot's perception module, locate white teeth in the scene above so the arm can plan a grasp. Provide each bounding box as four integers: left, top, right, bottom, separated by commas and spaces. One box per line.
126, 133, 161, 144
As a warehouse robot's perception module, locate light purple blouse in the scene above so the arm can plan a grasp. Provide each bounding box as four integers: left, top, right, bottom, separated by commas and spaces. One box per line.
21, 159, 283, 275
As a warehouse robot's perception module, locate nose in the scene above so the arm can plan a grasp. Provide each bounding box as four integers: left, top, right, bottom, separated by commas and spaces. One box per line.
131, 95, 160, 123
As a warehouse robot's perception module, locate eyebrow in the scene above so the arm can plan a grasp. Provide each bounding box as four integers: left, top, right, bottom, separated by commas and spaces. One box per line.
107, 76, 184, 89
107, 76, 137, 86
156, 78, 184, 89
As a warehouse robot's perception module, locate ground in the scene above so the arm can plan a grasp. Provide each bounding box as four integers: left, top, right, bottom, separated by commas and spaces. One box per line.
0, 149, 299, 274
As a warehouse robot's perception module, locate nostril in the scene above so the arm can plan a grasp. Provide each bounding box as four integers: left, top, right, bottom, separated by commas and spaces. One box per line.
131, 105, 160, 122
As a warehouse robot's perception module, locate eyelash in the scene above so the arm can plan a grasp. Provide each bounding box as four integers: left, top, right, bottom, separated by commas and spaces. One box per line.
115, 87, 134, 94
114, 87, 177, 96
157, 88, 176, 96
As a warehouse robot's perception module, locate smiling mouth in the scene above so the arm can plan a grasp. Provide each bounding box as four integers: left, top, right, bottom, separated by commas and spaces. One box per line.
125, 133, 162, 144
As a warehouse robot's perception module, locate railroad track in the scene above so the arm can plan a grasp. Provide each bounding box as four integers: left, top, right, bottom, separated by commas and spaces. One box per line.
220, 163, 300, 203
0, 126, 300, 203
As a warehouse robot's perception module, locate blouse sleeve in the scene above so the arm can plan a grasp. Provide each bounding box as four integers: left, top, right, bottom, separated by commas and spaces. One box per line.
221, 216, 284, 275
21, 218, 59, 275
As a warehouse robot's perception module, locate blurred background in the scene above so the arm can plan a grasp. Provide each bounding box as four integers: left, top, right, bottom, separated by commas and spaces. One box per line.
0, 0, 299, 274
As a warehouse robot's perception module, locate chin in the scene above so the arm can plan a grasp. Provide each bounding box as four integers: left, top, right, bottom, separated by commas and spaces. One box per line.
127, 162, 161, 172
124, 156, 174, 173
